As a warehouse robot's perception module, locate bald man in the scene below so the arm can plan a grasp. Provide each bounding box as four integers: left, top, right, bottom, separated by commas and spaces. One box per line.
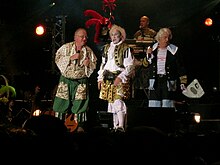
134, 15, 156, 41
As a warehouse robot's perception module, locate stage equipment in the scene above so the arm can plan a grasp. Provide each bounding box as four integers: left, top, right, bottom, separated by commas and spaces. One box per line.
96, 111, 113, 129
51, 15, 66, 73
35, 24, 45, 36
194, 113, 201, 123
204, 18, 213, 26
33, 109, 41, 116
12, 108, 30, 127
124, 39, 154, 98
125, 39, 153, 59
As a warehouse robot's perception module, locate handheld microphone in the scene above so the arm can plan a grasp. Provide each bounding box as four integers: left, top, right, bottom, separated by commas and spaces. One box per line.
73, 50, 80, 65
139, 26, 145, 37
71, 58, 77, 65
147, 41, 155, 58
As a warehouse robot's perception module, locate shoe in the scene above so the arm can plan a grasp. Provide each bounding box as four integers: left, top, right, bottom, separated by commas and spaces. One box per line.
115, 127, 125, 133
110, 127, 117, 133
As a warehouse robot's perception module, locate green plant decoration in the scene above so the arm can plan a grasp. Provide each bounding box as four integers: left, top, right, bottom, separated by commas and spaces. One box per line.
0, 75, 16, 105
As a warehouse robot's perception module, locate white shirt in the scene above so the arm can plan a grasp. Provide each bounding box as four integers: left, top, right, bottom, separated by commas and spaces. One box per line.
97, 41, 134, 83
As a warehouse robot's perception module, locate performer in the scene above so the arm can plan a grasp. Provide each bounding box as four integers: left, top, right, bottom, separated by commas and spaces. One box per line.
132, 15, 157, 100
53, 28, 97, 133
97, 24, 135, 132
134, 15, 157, 41
145, 27, 187, 107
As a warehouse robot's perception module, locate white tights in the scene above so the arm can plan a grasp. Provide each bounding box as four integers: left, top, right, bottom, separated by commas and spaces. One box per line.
108, 99, 127, 129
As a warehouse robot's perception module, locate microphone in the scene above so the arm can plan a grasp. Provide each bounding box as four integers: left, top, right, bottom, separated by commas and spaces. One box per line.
147, 46, 152, 58
72, 59, 77, 65
139, 26, 145, 37
71, 58, 77, 65
147, 41, 155, 58
73, 50, 80, 65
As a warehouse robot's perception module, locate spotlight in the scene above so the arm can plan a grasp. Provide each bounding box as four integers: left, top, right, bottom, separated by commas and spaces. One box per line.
49, 2, 56, 7
204, 18, 213, 26
193, 113, 201, 123
33, 109, 41, 116
35, 24, 46, 36
176, 112, 201, 135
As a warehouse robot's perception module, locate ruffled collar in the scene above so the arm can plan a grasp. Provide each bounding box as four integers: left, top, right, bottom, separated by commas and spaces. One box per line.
152, 42, 178, 55
110, 40, 123, 47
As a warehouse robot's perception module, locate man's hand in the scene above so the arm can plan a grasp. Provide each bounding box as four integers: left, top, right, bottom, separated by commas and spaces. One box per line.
83, 57, 90, 67
70, 52, 80, 61
180, 84, 186, 91
146, 46, 152, 58
98, 81, 102, 90
114, 77, 122, 86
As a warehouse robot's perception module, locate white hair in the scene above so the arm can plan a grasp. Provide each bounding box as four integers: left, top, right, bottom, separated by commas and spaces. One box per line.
155, 27, 172, 42
109, 24, 126, 42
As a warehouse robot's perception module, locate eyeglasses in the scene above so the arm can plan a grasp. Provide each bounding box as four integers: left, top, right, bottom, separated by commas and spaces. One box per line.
75, 35, 88, 39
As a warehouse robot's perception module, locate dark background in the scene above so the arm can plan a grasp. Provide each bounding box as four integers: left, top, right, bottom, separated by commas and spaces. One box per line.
0, 0, 219, 100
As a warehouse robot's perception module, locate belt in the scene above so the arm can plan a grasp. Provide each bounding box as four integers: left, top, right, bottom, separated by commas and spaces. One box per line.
103, 70, 121, 81
157, 74, 166, 78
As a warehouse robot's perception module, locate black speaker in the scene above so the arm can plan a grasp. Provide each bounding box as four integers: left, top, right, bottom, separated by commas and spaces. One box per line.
96, 111, 113, 129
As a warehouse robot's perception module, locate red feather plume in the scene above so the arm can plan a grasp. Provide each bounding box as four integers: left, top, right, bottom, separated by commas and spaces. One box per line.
84, 9, 112, 44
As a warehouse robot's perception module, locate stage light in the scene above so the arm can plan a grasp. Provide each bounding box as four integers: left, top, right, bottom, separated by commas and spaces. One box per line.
194, 113, 201, 123
204, 18, 213, 26
188, 112, 201, 124
35, 24, 45, 36
33, 109, 41, 116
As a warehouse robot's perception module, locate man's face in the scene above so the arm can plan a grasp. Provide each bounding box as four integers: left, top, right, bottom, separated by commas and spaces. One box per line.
140, 17, 149, 29
159, 33, 170, 47
74, 30, 88, 46
110, 29, 121, 44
